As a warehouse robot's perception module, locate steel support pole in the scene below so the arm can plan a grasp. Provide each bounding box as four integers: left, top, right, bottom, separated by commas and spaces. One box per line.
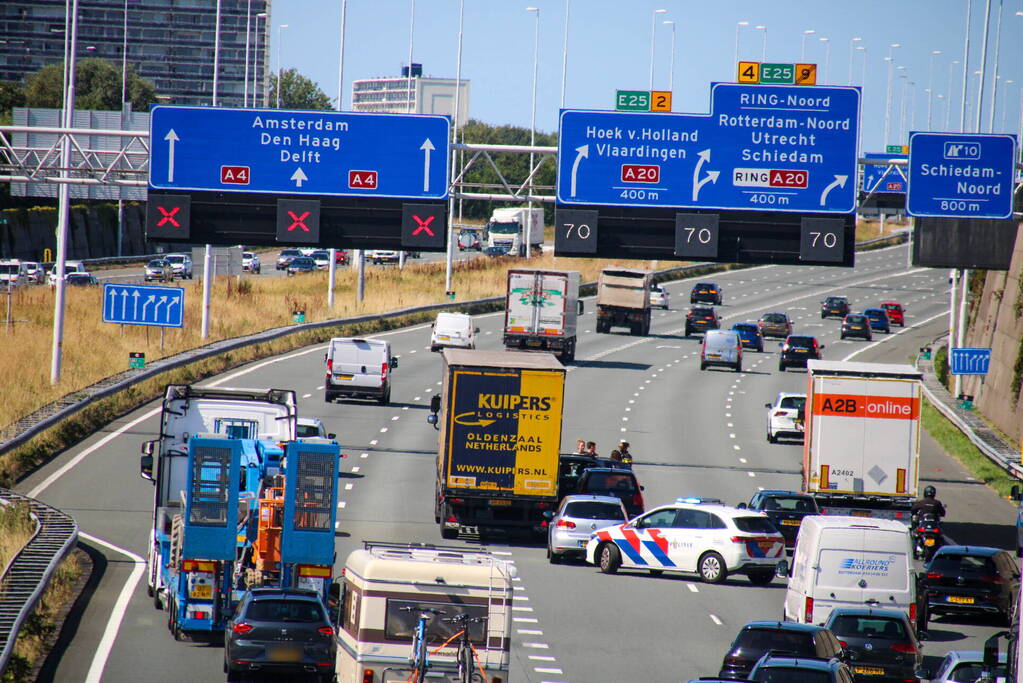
212, 0, 222, 105
527, 7, 539, 259
356, 249, 364, 303
560, 0, 569, 108
955, 268, 970, 398
336, 0, 347, 110
960, 0, 973, 133
243, 0, 252, 105
974, 0, 993, 134
445, 0, 464, 294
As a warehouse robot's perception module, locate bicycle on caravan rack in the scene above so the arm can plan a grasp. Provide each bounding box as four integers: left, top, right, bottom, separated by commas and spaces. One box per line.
442, 613, 489, 683
401, 606, 445, 683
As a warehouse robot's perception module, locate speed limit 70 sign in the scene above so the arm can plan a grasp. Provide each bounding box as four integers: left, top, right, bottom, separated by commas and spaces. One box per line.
555, 209, 598, 255
799, 217, 845, 263
674, 213, 719, 258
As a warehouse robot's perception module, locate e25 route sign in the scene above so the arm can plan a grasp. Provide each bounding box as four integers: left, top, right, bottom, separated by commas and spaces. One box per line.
149, 106, 450, 200
103, 283, 184, 328
557, 83, 860, 214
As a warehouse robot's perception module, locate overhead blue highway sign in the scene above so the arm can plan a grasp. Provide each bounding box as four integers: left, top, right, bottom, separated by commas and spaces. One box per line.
149, 106, 450, 200
906, 132, 1016, 219
861, 152, 907, 194
103, 283, 184, 328
949, 347, 991, 376
557, 83, 860, 213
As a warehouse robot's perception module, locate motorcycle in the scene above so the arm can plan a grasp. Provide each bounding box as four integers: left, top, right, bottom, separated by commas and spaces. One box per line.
912, 512, 944, 561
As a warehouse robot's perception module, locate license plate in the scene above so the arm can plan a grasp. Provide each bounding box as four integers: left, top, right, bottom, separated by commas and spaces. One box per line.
781, 519, 801, 526
490, 499, 512, 506
439, 335, 450, 340
794, 348, 807, 352
269, 645, 303, 662
335, 374, 353, 380
190, 584, 213, 599
526, 339, 541, 347
853, 666, 885, 676
948, 595, 975, 604
708, 354, 720, 359
924, 538, 935, 546
851, 510, 872, 517
850, 326, 861, 330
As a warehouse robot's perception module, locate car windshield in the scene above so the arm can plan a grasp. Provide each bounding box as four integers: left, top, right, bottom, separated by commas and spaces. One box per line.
733, 324, 756, 332
733, 517, 778, 533
845, 316, 867, 324
583, 472, 637, 494
779, 397, 806, 410
829, 615, 907, 640
761, 496, 817, 512
280, 250, 301, 257
148, 260, 166, 267
296, 424, 322, 438
929, 553, 998, 576
0, 264, 20, 275
762, 314, 786, 323
691, 308, 713, 316
696, 283, 715, 290
865, 310, 883, 317
734, 629, 817, 655
753, 668, 831, 683
563, 501, 626, 521
787, 337, 815, 348
245, 599, 324, 623
946, 663, 1006, 682
310, 251, 329, 259
293, 258, 314, 266
882, 303, 900, 310
826, 297, 846, 304
165, 255, 185, 263
243, 252, 254, 259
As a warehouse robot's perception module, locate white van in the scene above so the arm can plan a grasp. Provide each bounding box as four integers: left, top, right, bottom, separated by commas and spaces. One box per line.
430, 312, 478, 352
700, 329, 743, 372
325, 337, 397, 405
783, 515, 915, 626
47, 260, 88, 286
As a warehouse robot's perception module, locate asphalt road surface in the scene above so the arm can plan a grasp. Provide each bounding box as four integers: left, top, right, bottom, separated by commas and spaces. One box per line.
16, 242, 1016, 683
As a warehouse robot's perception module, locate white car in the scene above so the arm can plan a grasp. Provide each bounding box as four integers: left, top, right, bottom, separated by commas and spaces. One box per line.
23, 261, 43, 284
765, 392, 806, 443
47, 260, 88, 286
163, 253, 193, 279
0, 259, 29, 288
584, 498, 785, 585
297, 417, 335, 441
649, 284, 669, 309
367, 250, 400, 264
241, 252, 261, 274
308, 250, 332, 270
430, 312, 478, 351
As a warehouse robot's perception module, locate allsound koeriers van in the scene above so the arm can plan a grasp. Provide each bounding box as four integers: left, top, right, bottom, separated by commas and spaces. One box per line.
782, 515, 916, 627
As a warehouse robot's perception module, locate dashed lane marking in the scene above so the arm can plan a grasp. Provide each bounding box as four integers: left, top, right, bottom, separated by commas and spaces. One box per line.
687, 583, 699, 593
710, 614, 723, 625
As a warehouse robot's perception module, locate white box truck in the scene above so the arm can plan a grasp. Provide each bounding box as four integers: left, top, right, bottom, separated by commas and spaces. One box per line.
802, 360, 923, 524
486, 206, 544, 255
503, 269, 580, 363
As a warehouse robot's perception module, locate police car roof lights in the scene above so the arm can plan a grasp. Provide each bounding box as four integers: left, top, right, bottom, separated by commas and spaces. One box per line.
675, 496, 723, 505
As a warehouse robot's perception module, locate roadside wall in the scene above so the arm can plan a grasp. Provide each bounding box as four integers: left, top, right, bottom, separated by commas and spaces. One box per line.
0, 203, 151, 260
962, 222, 1023, 442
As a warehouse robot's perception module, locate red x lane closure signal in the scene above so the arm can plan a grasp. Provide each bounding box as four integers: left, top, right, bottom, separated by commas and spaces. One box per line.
276, 199, 320, 244
146, 194, 191, 240
287, 210, 311, 231
411, 215, 435, 236
401, 203, 446, 249
156, 206, 181, 227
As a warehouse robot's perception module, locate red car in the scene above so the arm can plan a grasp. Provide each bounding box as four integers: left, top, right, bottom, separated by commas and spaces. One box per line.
335, 249, 349, 265
880, 301, 905, 326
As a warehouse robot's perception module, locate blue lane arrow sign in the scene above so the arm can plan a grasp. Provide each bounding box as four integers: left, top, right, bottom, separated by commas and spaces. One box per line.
103, 283, 184, 328
907, 132, 1016, 219
149, 106, 450, 200
557, 83, 861, 213
949, 347, 991, 375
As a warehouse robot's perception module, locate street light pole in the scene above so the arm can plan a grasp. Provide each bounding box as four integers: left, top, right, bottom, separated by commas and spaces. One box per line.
202, 0, 224, 341
444, 0, 465, 294
959, 0, 973, 133
212, 0, 222, 105
255, 12, 267, 106
733, 21, 748, 69
897, 70, 909, 142
243, 0, 252, 106
275, 23, 288, 108
755, 25, 767, 61
406, 0, 415, 114
883, 43, 900, 147
118, 0, 129, 256
986, 0, 1003, 133
973, 0, 992, 134
926, 50, 941, 130
944, 59, 959, 130
801, 29, 815, 62
819, 37, 830, 84
847, 37, 861, 86
527, 6, 539, 258
663, 20, 675, 95
560, 0, 570, 108
648, 8, 667, 91
328, 0, 349, 308
857, 46, 867, 88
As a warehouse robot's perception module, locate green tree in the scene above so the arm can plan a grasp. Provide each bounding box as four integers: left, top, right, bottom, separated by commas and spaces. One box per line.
0, 81, 26, 124
267, 69, 332, 111
24, 59, 156, 111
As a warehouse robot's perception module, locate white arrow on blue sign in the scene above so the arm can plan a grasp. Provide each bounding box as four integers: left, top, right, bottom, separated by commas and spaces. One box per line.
557, 83, 861, 213
861, 152, 907, 194
103, 283, 184, 328
148, 105, 450, 200
907, 132, 1016, 219
949, 347, 992, 375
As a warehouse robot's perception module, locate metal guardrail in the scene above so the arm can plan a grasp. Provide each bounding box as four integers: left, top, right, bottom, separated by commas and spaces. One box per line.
0, 488, 79, 674
916, 350, 1023, 480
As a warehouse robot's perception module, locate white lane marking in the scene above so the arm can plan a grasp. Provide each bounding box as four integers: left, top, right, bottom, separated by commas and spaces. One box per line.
518, 629, 544, 635
361, 452, 369, 458
302, 393, 312, 398
512, 595, 531, 601
81, 532, 146, 683
345, 483, 354, 490
523, 642, 550, 649
535, 668, 564, 674
842, 310, 948, 361
513, 617, 538, 623
316, 385, 324, 390
338, 501, 347, 508
687, 583, 699, 593
379, 427, 388, 433
710, 614, 723, 625
512, 606, 534, 612
528, 655, 556, 661
424, 387, 433, 393
620, 427, 627, 432
748, 472, 756, 477
414, 396, 421, 401
733, 445, 741, 451
739, 458, 748, 464
391, 415, 400, 421
351, 466, 360, 472
369, 439, 378, 446
492, 551, 513, 555
727, 423, 734, 427
729, 433, 736, 439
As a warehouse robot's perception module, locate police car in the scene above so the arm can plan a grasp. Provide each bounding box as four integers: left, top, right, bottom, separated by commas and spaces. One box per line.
584, 497, 786, 585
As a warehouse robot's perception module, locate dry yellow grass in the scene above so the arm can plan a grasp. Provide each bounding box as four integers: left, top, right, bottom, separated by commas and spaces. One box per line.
855, 215, 908, 243
0, 255, 657, 433
0, 502, 35, 576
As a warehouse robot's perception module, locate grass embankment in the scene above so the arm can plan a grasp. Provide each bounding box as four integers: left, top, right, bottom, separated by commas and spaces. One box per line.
854, 216, 908, 243
0, 254, 669, 484
921, 397, 1019, 498
0, 502, 35, 577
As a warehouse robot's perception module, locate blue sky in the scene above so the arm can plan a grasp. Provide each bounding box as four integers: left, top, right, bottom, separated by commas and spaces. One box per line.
271, 0, 1023, 153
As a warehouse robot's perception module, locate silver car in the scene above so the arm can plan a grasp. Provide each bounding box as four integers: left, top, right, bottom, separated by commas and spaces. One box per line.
546, 494, 628, 564
923, 649, 1007, 682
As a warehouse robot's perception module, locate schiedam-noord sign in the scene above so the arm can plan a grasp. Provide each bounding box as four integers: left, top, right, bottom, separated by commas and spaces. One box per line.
148, 105, 450, 200
907, 132, 1016, 219
557, 83, 860, 213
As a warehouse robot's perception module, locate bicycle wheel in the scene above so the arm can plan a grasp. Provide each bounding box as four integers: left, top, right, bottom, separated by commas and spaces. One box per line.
457, 642, 475, 683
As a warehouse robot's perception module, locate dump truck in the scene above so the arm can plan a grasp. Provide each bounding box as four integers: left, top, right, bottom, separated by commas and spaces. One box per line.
428, 349, 566, 539
595, 267, 652, 336
503, 268, 580, 363
803, 360, 923, 525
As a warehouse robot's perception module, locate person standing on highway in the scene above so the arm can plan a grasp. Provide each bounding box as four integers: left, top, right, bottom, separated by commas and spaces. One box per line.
575, 439, 587, 454
585, 441, 598, 456
618, 441, 633, 465
608, 449, 622, 462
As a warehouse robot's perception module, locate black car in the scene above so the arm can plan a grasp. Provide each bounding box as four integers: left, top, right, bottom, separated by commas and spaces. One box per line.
575, 467, 644, 518
820, 296, 850, 319
224, 587, 336, 683
823, 608, 921, 683
287, 256, 317, 275
557, 454, 630, 498
691, 282, 723, 305
921, 545, 1020, 625
685, 306, 721, 337
738, 491, 819, 551
748, 654, 855, 683
840, 314, 873, 341
65, 273, 99, 286
778, 335, 823, 371
719, 621, 846, 680
484, 245, 511, 257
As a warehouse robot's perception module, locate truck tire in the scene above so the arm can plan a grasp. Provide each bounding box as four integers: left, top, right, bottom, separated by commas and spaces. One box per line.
598, 543, 621, 574
440, 523, 458, 540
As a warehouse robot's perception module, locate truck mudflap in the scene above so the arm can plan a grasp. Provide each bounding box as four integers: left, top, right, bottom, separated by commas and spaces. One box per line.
443, 496, 555, 534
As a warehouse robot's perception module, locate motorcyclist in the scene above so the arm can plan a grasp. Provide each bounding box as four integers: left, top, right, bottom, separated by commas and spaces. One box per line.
911, 485, 946, 520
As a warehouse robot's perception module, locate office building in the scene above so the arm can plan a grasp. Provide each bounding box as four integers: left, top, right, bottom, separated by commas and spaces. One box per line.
0, 0, 271, 108
352, 65, 469, 125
